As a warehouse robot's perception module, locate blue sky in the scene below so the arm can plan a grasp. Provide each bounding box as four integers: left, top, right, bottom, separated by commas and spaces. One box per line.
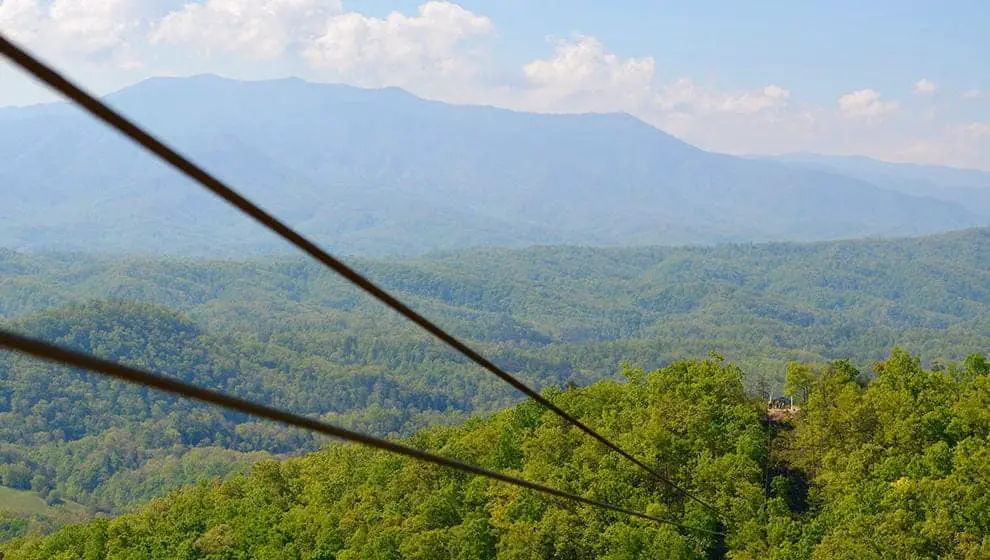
319, 0, 990, 103
2, 0, 988, 168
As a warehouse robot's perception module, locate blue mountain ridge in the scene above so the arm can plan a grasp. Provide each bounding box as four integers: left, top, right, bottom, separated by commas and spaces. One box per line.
0, 74, 983, 256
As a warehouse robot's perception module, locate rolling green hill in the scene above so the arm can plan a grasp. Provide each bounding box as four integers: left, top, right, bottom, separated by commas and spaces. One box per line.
1, 228, 990, 542
4, 227, 990, 363
2, 351, 987, 558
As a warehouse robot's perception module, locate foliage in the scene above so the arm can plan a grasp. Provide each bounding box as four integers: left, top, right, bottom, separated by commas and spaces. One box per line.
2, 234, 990, 545
1, 356, 763, 559
750, 350, 990, 559
4, 348, 988, 558
0, 300, 471, 518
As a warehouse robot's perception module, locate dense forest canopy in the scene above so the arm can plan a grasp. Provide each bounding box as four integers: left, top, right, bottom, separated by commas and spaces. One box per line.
2, 351, 987, 558
4, 227, 990, 360
1, 229, 989, 551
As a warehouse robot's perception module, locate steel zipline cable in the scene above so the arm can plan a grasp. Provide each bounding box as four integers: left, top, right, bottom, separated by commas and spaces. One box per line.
0, 329, 724, 537
0, 32, 721, 519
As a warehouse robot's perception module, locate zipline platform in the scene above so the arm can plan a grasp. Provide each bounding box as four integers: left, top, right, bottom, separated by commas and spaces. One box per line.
767, 406, 800, 422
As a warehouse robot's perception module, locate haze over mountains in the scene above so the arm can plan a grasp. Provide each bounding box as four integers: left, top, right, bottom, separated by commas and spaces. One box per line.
1, 74, 987, 256
757, 153, 990, 219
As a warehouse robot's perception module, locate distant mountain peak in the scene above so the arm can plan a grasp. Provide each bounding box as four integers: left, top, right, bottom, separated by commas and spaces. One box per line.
0, 75, 984, 256
762, 151, 989, 174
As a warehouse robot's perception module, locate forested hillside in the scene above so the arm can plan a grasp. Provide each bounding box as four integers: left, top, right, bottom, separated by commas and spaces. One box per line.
2, 351, 987, 558
2, 229, 990, 543
4, 228, 990, 362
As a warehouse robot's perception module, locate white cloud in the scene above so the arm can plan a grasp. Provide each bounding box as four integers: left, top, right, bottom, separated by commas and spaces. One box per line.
302, 1, 494, 91
763, 85, 790, 100
890, 123, 990, 168
0, 0, 48, 45
515, 35, 792, 125
953, 122, 990, 138
837, 89, 899, 120
654, 79, 790, 115
504, 36, 803, 154
1, 1, 985, 169
519, 35, 655, 112
151, 0, 342, 61
913, 78, 937, 95
0, 0, 151, 65
638, 78, 820, 153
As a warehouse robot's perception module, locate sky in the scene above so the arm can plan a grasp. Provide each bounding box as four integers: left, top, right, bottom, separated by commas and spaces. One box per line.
1, 0, 989, 169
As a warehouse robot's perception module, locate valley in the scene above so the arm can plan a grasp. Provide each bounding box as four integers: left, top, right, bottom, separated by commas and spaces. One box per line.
1, 229, 989, 549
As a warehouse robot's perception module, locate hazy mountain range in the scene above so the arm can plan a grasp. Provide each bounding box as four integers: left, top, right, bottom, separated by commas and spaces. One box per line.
1, 74, 987, 256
